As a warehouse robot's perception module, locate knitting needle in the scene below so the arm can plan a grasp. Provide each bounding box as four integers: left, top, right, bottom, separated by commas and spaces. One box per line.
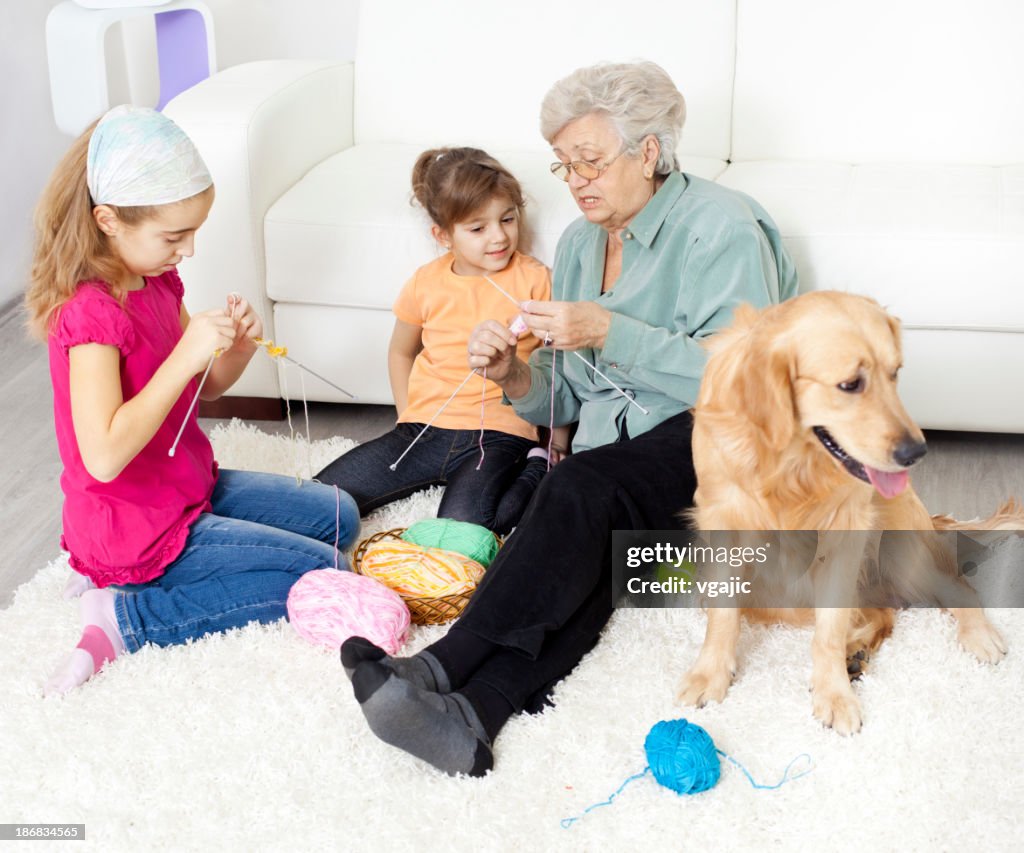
253, 338, 358, 400
280, 354, 358, 400
576, 358, 649, 415
389, 368, 481, 470
482, 273, 522, 307
389, 312, 534, 470
169, 353, 216, 457
169, 297, 245, 458
482, 276, 649, 415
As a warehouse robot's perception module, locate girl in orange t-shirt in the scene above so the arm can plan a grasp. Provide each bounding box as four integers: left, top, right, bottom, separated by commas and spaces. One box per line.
316, 148, 564, 534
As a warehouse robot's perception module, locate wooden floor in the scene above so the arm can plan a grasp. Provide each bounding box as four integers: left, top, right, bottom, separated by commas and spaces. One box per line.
2, 299, 1021, 608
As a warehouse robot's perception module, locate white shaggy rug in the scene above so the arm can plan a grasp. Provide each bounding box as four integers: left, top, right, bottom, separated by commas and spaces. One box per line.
2, 420, 1021, 852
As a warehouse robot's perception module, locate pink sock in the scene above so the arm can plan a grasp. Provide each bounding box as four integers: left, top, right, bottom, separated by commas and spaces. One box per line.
44, 588, 126, 697
62, 571, 95, 600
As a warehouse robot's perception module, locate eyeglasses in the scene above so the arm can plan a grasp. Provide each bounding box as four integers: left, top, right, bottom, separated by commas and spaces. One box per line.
549, 148, 625, 182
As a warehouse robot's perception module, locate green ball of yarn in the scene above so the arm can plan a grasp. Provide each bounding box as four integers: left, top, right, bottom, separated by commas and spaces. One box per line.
401, 518, 499, 568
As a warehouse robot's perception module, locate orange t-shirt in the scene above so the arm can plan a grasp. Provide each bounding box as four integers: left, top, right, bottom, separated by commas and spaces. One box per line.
392, 251, 551, 441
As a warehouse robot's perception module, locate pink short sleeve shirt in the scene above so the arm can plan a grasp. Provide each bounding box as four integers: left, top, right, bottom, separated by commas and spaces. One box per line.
49, 270, 217, 586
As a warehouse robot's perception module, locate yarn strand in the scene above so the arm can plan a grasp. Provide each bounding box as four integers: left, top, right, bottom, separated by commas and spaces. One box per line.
332, 485, 341, 570
280, 359, 296, 460
300, 369, 313, 480
560, 768, 652, 829
547, 346, 557, 470
716, 749, 813, 790
476, 367, 487, 470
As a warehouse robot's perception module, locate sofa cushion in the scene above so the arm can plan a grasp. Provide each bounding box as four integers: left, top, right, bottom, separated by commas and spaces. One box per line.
272, 304, 396, 405
265, 143, 726, 310
733, 0, 1024, 164
717, 161, 1024, 330
353, 0, 737, 161
899, 329, 1024, 432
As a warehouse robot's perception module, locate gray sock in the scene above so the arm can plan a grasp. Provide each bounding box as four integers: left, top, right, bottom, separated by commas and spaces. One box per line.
341, 636, 450, 692
351, 660, 492, 777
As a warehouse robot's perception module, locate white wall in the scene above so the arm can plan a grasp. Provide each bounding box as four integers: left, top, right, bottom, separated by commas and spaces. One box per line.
0, 0, 360, 309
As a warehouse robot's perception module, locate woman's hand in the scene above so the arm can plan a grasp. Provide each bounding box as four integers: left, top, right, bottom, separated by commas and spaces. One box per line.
520, 300, 612, 350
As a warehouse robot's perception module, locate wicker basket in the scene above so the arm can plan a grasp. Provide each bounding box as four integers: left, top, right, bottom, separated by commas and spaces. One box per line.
352, 527, 501, 626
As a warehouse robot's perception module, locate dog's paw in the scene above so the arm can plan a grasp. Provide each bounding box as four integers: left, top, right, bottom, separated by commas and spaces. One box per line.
812, 687, 863, 735
846, 649, 869, 681
676, 666, 734, 708
958, 620, 1007, 663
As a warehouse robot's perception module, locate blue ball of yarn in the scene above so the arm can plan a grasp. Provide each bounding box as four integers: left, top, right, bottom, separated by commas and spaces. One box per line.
644, 719, 721, 795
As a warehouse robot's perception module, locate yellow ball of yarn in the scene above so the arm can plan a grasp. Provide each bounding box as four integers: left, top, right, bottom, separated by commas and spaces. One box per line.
360, 539, 485, 598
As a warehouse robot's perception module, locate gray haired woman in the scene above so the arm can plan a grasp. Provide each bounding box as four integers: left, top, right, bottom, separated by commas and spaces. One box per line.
341, 61, 799, 776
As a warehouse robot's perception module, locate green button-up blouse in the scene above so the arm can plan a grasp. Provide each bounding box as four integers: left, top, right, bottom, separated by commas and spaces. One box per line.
510, 171, 798, 451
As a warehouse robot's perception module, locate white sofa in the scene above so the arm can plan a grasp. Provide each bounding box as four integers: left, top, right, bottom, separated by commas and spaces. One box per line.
164, 0, 1024, 433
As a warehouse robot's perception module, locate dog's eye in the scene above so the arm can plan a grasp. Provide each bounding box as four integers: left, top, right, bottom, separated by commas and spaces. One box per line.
838, 377, 863, 393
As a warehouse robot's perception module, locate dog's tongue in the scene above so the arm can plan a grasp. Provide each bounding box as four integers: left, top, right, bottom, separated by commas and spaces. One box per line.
864, 466, 910, 499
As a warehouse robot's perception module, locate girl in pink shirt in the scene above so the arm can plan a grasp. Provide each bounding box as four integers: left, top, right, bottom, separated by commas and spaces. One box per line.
26, 106, 359, 696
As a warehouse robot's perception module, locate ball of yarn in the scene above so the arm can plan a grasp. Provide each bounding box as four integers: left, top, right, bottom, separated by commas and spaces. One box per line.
644, 719, 721, 795
401, 518, 499, 568
286, 569, 410, 654
360, 539, 484, 597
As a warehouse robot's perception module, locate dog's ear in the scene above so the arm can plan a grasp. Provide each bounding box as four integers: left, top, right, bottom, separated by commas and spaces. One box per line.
740, 323, 797, 452
700, 305, 797, 454
703, 303, 761, 356
885, 312, 902, 352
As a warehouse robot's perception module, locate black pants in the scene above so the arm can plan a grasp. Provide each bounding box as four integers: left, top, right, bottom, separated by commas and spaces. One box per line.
315, 424, 542, 535
444, 409, 697, 715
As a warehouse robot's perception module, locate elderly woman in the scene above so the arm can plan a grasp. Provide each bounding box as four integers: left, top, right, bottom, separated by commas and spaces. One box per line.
341, 61, 798, 776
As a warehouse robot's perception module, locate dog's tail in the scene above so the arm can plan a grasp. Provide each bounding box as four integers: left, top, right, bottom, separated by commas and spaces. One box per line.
932, 497, 1024, 531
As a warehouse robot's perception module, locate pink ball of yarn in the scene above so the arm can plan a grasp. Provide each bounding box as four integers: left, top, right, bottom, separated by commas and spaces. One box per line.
287, 569, 410, 654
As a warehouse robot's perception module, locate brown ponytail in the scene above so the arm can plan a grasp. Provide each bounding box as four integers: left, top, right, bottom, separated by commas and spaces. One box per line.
410, 147, 525, 231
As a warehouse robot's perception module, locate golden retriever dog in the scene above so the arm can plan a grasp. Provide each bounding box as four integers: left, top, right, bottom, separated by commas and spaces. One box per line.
677, 290, 1014, 734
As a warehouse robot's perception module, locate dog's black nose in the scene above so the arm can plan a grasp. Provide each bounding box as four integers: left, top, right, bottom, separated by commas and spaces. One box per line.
893, 436, 928, 467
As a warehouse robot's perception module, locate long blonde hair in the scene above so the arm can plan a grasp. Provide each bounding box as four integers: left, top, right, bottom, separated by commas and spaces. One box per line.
24, 122, 160, 341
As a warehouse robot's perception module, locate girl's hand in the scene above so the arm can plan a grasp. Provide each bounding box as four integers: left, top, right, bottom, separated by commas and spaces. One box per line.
226, 294, 262, 351
468, 319, 520, 383
520, 300, 612, 350
177, 309, 236, 374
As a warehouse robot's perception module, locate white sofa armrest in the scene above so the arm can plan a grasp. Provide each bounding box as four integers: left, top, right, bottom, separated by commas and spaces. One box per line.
163, 60, 354, 399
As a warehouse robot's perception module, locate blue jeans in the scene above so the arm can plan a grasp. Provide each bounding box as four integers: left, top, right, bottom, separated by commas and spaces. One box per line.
113, 470, 360, 652
315, 423, 546, 535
